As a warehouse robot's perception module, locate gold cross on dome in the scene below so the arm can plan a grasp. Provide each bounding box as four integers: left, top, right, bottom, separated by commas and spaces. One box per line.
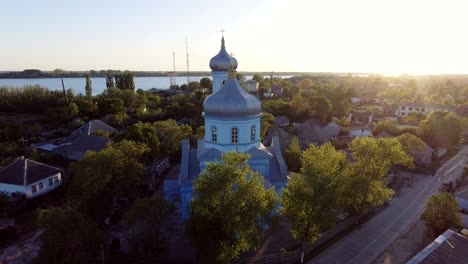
220, 28, 225, 38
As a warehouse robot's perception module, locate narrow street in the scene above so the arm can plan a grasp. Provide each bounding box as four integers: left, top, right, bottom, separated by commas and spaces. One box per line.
309, 146, 467, 264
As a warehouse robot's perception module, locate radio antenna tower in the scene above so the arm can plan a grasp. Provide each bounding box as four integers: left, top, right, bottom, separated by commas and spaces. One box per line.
186, 38, 190, 85
170, 51, 176, 88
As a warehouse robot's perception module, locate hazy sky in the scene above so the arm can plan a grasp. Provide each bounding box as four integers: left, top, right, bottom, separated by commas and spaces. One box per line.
1, 0, 467, 74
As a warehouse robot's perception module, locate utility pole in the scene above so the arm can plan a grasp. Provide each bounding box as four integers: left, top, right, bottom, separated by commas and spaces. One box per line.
186, 38, 190, 85
61, 79, 69, 106
170, 51, 176, 88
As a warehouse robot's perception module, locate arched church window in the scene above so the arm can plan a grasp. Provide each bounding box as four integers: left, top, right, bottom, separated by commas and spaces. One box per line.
251, 125, 256, 142
211, 126, 217, 142
231, 127, 238, 144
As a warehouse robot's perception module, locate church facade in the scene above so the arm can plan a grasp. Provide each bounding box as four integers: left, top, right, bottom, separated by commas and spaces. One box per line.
164, 37, 288, 219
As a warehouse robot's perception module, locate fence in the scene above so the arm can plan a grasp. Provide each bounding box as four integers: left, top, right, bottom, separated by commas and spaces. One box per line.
236, 243, 314, 264
236, 215, 363, 264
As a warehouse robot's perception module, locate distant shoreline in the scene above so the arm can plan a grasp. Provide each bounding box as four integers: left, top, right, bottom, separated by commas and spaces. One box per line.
1, 70, 467, 79
0, 70, 302, 79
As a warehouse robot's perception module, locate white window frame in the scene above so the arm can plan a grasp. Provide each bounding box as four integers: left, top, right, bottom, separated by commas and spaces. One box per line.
211, 126, 217, 142
250, 125, 256, 142
231, 127, 238, 144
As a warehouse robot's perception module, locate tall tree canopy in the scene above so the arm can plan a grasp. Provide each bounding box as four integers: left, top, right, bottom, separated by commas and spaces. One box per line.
421, 111, 462, 150
345, 137, 413, 215
281, 143, 348, 247
124, 197, 174, 263
35, 207, 105, 264
153, 119, 192, 156
283, 136, 301, 173
186, 152, 278, 263
68, 140, 148, 218
421, 192, 461, 234
85, 74, 92, 98
114, 122, 160, 161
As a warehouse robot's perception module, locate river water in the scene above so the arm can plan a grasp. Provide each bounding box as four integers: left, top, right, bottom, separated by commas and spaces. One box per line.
0, 76, 212, 95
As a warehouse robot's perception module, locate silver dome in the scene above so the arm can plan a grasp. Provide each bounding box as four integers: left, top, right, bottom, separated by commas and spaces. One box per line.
209, 37, 238, 71
204, 74, 261, 117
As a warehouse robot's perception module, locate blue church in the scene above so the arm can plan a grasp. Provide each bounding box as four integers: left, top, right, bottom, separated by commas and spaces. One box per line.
164, 37, 288, 219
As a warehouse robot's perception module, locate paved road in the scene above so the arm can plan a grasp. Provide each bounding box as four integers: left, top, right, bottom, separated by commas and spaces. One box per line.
309, 146, 468, 264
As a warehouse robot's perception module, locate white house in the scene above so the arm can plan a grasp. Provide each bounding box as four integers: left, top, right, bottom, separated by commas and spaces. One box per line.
0, 157, 63, 198
245, 80, 259, 92
395, 103, 455, 117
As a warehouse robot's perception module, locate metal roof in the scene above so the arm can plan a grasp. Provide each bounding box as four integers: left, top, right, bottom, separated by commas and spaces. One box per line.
204, 78, 261, 117
209, 37, 238, 71
0, 157, 62, 186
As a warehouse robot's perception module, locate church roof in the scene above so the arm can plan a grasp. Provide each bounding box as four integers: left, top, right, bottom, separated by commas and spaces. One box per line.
209, 37, 238, 71
203, 74, 261, 117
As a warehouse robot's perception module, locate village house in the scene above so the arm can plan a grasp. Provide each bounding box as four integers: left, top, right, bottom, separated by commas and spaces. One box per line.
407, 229, 468, 263
271, 84, 283, 96
273, 116, 290, 128
0, 157, 63, 198
412, 141, 434, 167
33, 120, 117, 161
244, 80, 259, 93
395, 103, 455, 117
295, 119, 341, 149
348, 123, 373, 138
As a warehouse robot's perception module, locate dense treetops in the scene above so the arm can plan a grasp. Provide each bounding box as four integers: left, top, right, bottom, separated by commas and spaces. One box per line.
282, 136, 415, 248
187, 152, 278, 263
421, 192, 462, 234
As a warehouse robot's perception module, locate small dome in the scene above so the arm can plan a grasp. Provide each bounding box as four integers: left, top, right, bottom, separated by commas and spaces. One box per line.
204, 74, 261, 117
209, 37, 238, 71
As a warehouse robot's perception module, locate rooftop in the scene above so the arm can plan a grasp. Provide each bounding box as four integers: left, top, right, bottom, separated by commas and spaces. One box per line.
0, 157, 62, 186
407, 229, 468, 264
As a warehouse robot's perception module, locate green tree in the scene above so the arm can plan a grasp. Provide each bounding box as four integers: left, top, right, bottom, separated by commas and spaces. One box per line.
260, 112, 274, 140
299, 78, 313, 90
289, 94, 309, 122
373, 120, 399, 136
68, 140, 148, 218
332, 116, 350, 127
114, 72, 135, 91
396, 133, 425, 158
124, 197, 174, 263
195, 125, 205, 138
310, 95, 332, 123
188, 81, 201, 92
106, 73, 114, 89
262, 98, 290, 117
281, 143, 348, 260
236, 73, 246, 82
98, 98, 124, 115
114, 122, 160, 160
345, 137, 413, 215
35, 207, 105, 264
153, 119, 192, 156
329, 85, 351, 117
85, 74, 92, 99
68, 102, 79, 116
187, 152, 278, 263
252, 74, 264, 83
91, 129, 110, 138
200, 77, 212, 93
75, 98, 98, 119
283, 136, 301, 173
421, 192, 461, 234
421, 111, 462, 150
110, 111, 128, 128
